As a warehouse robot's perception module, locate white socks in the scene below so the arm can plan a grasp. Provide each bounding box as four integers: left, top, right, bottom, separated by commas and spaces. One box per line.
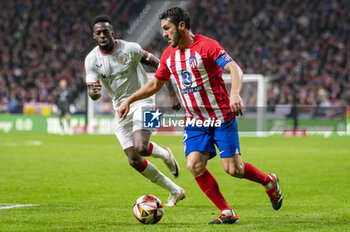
149, 142, 170, 161
221, 209, 234, 216
141, 160, 180, 194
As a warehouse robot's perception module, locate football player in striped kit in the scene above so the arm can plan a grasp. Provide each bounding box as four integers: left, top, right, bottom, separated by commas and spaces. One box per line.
118, 7, 283, 224
85, 15, 185, 207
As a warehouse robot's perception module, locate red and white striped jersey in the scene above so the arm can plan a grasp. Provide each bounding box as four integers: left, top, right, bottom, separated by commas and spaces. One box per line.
155, 34, 234, 122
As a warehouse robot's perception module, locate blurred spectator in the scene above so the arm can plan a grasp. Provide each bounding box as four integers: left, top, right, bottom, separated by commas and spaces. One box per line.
0, 0, 349, 114
0, 0, 148, 113
147, 0, 350, 107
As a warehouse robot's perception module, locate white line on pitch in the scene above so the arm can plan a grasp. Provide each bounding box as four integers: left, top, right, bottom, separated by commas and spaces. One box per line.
0, 204, 40, 210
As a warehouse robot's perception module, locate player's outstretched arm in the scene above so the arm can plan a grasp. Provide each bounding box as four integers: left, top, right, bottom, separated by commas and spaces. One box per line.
224, 61, 245, 116
118, 77, 166, 119
141, 50, 160, 69
88, 80, 102, 101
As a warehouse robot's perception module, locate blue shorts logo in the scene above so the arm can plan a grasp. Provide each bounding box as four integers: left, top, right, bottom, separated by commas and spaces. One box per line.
143, 109, 162, 128
181, 70, 192, 87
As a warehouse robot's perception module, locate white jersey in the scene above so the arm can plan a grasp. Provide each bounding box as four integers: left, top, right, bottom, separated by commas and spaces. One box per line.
85, 39, 153, 109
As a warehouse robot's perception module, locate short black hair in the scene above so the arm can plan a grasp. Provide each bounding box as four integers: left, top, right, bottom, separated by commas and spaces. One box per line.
92, 15, 113, 27
159, 7, 191, 29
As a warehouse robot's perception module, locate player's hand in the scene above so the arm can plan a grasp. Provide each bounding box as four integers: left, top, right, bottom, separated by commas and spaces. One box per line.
117, 99, 130, 120
92, 80, 102, 94
88, 80, 102, 100
170, 95, 181, 111
230, 93, 245, 116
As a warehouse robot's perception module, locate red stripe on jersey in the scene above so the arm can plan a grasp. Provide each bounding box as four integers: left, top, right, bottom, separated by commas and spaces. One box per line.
180, 50, 205, 121
201, 58, 234, 122
86, 82, 96, 86
190, 50, 217, 120
169, 53, 194, 120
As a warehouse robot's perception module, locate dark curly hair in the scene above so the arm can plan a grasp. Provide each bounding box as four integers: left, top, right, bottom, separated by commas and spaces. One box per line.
92, 15, 113, 27
159, 7, 191, 29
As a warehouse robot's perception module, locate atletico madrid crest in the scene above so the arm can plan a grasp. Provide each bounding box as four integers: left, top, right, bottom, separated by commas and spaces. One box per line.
189, 56, 197, 68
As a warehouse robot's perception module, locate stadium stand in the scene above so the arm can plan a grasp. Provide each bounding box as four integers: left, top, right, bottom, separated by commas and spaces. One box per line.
0, 0, 148, 113
147, 0, 350, 107
0, 0, 349, 114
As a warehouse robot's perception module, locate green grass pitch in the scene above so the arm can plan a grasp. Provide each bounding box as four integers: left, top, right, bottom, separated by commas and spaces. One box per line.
0, 133, 349, 231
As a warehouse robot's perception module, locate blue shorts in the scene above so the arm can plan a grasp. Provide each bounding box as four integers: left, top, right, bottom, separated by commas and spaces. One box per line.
183, 118, 241, 159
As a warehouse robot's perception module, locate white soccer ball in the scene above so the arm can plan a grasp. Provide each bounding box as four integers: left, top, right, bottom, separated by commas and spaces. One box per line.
133, 194, 164, 224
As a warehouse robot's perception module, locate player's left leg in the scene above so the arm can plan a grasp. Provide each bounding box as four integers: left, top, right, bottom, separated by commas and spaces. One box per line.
221, 156, 283, 210
216, 118, 283, 210
133, 130, 180, 178
58, 109, 65, 135
65, 113, 73, 135
132, 103, 180, 177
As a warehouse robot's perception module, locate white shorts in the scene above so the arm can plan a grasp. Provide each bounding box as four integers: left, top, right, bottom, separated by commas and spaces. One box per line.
114, 102, 154, 150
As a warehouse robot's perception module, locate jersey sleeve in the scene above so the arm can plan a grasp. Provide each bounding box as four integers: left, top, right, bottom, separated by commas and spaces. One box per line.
128, 42, 143, 62
84, 54, 99, 86
154, 54, 171, 81
207, 39, 233, 69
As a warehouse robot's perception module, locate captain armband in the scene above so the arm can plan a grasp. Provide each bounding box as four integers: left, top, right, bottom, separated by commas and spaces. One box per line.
216, 53, 233, 69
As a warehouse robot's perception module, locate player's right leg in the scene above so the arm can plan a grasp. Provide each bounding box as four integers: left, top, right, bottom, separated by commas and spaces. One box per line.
64, 113, 73, 135
187, 151, 238, 224
183, 124, 239, 224
123, 147, 184, 206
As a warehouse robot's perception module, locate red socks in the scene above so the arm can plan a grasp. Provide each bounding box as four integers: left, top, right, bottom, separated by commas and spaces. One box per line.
147, 143, 153, 156
243, 162, 270, 186
135, 158, 148, 172
195, 170, 231, 212
194, 164, 270, 212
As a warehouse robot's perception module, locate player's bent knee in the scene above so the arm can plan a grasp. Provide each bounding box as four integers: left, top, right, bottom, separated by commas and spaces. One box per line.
187, 161, 205, 177
225, 166, 244, 178
128, 156, 143, 169
133, 143, 149, 156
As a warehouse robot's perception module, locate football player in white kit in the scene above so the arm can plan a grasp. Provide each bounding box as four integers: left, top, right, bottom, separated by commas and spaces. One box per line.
84, 15, 185, 206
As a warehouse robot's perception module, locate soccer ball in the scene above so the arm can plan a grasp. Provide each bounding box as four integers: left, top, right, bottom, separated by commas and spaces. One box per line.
133, 194, 164, 224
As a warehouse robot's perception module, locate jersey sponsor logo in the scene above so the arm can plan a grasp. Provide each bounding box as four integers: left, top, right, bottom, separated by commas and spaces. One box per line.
181, 70, 192, 87
189, 56, 197, 68
143, 109, 162, 128
169, 64, 175, 69
100, 73, 116, 79
180, 85, 203, 94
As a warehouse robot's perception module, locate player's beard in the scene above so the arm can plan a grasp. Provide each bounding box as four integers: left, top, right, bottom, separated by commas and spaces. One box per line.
171, 28, 181, 48
99, 38, 114, 53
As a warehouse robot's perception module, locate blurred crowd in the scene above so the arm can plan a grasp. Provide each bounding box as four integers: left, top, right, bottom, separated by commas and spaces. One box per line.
0, 0, 349, 114
148, 0, 350, 108
0, 0, 147, 113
